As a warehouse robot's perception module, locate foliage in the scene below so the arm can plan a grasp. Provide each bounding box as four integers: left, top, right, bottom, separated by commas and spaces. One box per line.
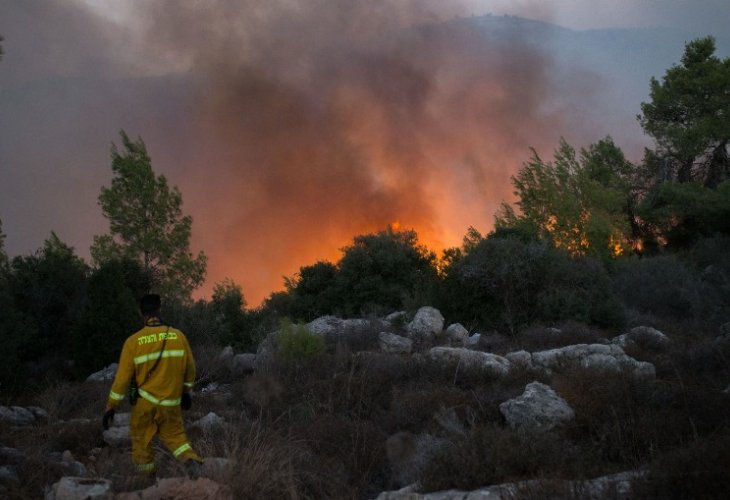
282, 228, 439, 320
91, 130, 207, 303
334, 228, 439, 316
0, 284, 33, 393
8, 233, 88, 364
613, 248, 730, 327
496, 137, 635, 260
0, 218, 8, 274
210, 278, 257, 350
275, 319, 325, 362
439, 234, 624, 333
70, 260, 141, 378
639, 37, 730, 187
638, 179, 730, 250
284, 261, 339, 321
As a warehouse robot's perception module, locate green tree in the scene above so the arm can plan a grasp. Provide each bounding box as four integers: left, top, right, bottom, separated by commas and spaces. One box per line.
335, 227, 439, 316
439, 235, 624, 333
638, 179, 730, 250
639, 37, 730, 187
0, 218, 8, 274
496, 137, 635, 259
71, 260, 140, 377
285, 261, 340, 321
92, 131, 207, 302
9, 233, 88, 363
210, 278, 253, 349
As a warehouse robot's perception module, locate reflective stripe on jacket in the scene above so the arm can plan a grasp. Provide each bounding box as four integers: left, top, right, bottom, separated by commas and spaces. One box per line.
108, 318, 195, 407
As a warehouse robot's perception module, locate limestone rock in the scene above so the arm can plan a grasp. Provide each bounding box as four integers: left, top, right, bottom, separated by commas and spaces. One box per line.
378, 332, 413, 354
306, 316, 344, 336
374, 470, 640, 499
232, 353, 256, 374
464, 333, 481, 347
407, 307, 445, 341
612, 326, 669, 349
115, 476, 232, 500
427, 347, 510, 377
499, 381, 575, 431
45, 477, 112, 500
505, 350, 532, 369
85, 364, 118, 383
444, 323, 469, 346
0, 405, 37, 426
218, 346, 234, 364
192, 412, 227, 433
384, 311, 407, 326
530, 343, 655, 377
102, 412, 131, 447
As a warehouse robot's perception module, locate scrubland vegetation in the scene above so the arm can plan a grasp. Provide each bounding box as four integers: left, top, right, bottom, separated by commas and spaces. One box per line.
1, 37, 729, 498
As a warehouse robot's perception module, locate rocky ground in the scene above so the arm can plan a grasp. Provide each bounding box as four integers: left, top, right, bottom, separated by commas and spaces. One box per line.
2, 307, 730, 499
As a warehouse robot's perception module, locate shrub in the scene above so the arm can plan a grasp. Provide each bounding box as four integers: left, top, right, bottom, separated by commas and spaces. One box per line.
633, 432, 730, 500
439, 236, 624, 333
275, 319, 325, 362
612, 255, 706, 322
419, 424, 581, 492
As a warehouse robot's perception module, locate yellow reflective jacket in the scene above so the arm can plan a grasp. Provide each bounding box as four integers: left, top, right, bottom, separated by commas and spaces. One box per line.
108, 318, 196, 408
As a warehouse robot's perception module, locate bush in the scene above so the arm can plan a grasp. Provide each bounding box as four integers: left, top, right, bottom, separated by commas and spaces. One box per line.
633, 432, 730, 500
439, 236, 624, 333
276, 319, 325, 362
419, 424, 581, 492
613, 255, 716, 324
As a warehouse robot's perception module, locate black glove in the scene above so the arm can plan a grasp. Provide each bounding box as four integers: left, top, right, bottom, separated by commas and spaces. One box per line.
102, 409, 115, 430
181, 392, 192, 411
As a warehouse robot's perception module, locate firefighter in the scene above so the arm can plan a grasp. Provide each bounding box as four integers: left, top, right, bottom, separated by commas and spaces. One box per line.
102, 294, 203, 478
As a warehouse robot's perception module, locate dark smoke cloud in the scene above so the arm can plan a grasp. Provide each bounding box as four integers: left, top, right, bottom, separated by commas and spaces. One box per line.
1, 0, 615, 304
129, 0, 587, 303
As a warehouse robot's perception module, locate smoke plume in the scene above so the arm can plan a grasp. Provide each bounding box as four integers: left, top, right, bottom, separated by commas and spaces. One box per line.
1, 0, 606, 304
130, 0, 591, 303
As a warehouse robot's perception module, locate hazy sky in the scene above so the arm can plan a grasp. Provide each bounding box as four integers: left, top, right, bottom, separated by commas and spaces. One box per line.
1, 0, 729, 304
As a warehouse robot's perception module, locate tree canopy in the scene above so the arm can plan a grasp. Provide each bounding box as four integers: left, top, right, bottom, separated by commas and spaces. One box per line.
495, 137, 635, 260
639, 36, 730, 187
91, 131, 207, 302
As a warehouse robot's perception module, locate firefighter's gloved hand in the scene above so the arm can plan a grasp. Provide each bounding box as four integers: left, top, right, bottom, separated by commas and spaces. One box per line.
181, 392, 192, 411
102, 409, 115, 430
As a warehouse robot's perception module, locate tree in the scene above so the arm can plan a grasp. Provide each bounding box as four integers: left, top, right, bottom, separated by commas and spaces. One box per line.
637, 179, 730, 250
284, 261, 340, 321
334, 227, 439, 315
639, 37, 730, 187
0, 218, 8, 274
71, 260, 140, 377
439, 235, 624, 333
9, 233, 88, 364
496, 137, 635, 259
92, 131, 207, 302
210, 278, 254, 349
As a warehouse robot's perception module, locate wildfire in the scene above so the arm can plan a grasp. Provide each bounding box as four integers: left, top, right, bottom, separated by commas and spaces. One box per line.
544, 213, 627, 258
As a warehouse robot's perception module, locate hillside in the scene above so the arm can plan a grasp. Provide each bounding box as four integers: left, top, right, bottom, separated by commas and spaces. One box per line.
2, 307, 730, 498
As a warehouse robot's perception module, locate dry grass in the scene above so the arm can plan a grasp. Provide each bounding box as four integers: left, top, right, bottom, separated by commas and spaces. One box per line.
4, 320, 730, 498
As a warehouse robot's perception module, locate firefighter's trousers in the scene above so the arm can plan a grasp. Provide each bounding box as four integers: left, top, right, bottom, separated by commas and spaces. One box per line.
130, 397, 202, 473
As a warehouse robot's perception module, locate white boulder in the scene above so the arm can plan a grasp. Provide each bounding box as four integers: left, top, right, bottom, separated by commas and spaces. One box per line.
499, 381, 575, 431
427, 347, 510, 377
407, 307, 444, 341
379, 332, 413, 354
85, 364, 117, 383
444, 323, 469, 346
